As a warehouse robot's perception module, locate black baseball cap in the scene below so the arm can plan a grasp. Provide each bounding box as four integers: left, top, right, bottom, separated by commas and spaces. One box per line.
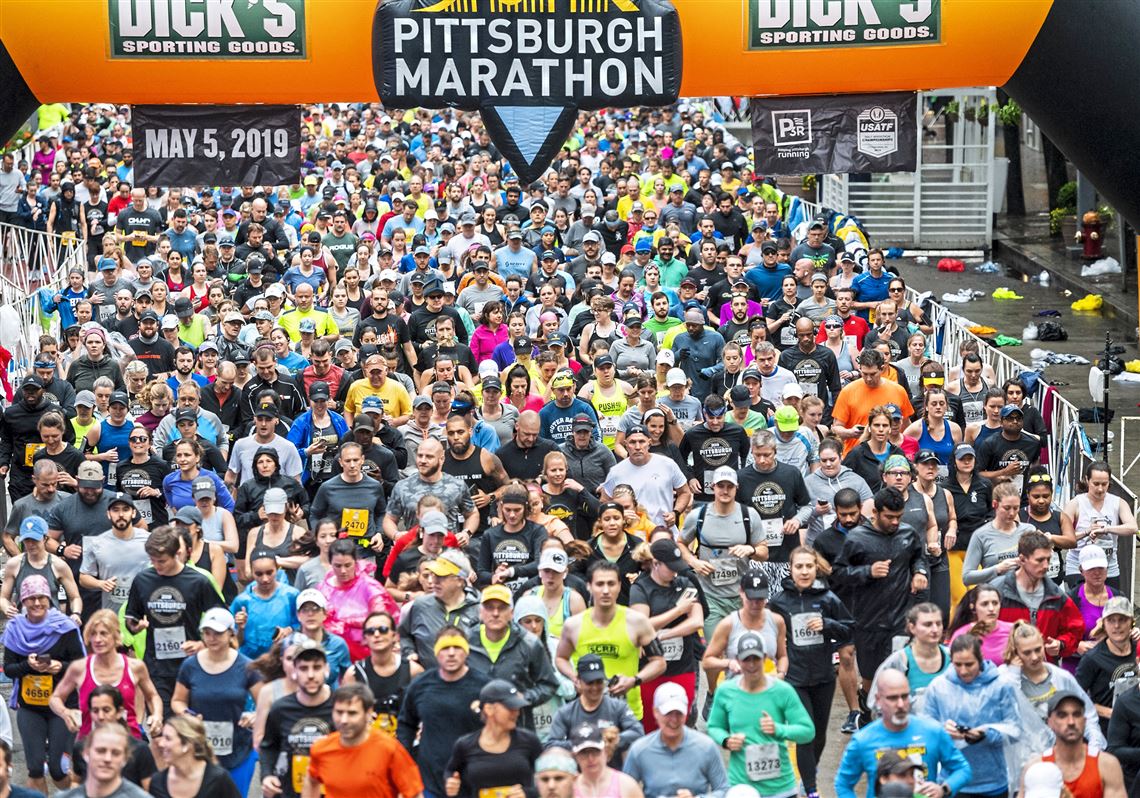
915, 448, 940, 464
576, 654, 607, 683
741, 573, 769, 600
480, 679, 528, 709
309, 381, 330, 401
649, 539, 690, 572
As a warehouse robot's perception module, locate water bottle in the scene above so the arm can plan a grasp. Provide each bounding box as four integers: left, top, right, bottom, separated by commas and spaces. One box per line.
1039, 271, 1051, 287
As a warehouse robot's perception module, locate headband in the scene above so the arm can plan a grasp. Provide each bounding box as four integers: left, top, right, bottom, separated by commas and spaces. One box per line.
535, 752, 579, 775
433, 635, 470, 657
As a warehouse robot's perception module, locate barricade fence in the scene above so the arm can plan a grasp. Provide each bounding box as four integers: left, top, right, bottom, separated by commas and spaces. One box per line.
918, 290, 1136, 599
0, 222, 80, 368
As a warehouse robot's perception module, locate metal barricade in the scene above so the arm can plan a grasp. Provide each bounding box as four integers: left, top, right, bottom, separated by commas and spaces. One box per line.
0, 222, 80, 369
917, 289, 1137, 598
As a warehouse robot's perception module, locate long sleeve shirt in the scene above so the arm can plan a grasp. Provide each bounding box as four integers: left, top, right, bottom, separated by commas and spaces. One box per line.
834, 716, 972, 798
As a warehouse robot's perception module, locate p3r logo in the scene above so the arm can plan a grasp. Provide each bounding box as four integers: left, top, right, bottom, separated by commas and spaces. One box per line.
771, 110, 811, 147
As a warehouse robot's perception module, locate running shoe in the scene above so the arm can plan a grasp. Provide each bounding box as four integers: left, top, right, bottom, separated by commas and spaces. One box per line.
840, 709, 861, 734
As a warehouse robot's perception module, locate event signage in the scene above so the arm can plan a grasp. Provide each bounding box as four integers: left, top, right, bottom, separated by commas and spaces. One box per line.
109, 0, 306, 58
746, 0, 940, 50
131, 104, 301, 186
750, 92, 918, 173
373, 0, 683, 183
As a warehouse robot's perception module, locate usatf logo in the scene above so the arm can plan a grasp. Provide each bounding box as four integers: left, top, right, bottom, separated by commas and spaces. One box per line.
856, 105, 899, 158
109, 0, 306, 58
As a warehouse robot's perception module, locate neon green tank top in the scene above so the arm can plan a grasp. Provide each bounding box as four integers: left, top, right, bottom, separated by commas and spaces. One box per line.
590, 381, 628, 450
574, 605, 643, 718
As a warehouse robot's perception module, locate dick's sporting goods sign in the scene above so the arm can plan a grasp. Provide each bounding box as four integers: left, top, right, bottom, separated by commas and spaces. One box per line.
109, 0, 306, 58
751, 92, 917, 174
747, 0, 940, 50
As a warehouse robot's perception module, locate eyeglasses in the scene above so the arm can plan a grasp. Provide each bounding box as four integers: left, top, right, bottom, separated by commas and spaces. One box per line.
1028, 474, 1053, 484
129, 436, 149, 443
885, 470, 911, 477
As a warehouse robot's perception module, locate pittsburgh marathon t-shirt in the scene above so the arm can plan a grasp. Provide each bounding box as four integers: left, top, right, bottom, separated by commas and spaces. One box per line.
261, 694, 335, 798
116, 457, 171, 527
124, 566, 222, 680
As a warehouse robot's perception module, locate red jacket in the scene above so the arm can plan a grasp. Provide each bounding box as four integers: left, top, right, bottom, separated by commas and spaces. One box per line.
381, 525, 460, 580
995, 570, 1085, 657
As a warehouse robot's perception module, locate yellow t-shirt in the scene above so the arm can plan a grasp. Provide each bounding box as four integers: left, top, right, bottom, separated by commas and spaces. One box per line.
277, 308, 339, 343
343, 378, 411, 419
617, 195, 657, 222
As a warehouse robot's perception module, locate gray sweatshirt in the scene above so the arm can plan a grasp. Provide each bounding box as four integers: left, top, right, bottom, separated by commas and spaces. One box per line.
803, 467, 874, 544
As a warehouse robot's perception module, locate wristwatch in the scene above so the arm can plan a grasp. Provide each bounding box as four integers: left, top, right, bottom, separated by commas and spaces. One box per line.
632, 676, 642, 687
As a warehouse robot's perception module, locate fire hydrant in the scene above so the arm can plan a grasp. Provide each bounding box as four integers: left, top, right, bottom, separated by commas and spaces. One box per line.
1076, 210, 1105, 260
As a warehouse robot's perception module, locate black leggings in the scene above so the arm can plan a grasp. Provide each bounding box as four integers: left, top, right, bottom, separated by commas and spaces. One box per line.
17, 708, 75, 781
928, 564, 951, 625
793, 680, 836, 792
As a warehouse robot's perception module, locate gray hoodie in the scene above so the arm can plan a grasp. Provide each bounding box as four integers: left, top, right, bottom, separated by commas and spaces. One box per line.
804, 466, 873, 544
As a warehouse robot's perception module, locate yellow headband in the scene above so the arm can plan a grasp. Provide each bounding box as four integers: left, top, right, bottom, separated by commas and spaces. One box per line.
434, 635, 470, 657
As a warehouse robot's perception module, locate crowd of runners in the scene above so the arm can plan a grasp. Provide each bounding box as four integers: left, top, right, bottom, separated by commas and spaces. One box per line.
0, 100, 1136, 798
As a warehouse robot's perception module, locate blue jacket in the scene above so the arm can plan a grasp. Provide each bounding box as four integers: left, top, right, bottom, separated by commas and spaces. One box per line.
835, 714, 971, 798
921, 661, 1022, 796
286, 408, 349, 484
162, 468, 234, 512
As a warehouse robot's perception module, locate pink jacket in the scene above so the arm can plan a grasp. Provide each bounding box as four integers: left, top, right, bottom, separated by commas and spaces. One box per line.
470, 323, 508, 365
318, 560, 400, 661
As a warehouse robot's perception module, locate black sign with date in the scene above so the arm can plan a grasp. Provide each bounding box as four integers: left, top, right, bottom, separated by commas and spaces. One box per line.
132, 104, 300, 187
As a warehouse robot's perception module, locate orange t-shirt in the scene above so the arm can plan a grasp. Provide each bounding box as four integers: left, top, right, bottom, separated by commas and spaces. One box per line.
831, 379, 914, 454
308, 729, 423, 798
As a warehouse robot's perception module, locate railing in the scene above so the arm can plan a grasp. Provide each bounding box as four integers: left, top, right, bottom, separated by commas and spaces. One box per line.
918, 290, 1137, 599
0, 222, 82, 369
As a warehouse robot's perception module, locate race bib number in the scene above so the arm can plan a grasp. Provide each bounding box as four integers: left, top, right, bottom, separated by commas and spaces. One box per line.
205, 720, 234, 756
661, 637, 684, 661
153, 626, 188, 660
23, 443, 44, 467
790, 612, 824, 647
531, 698, 558, 742
599, 416, 618, 439
962, 401, 984, 424
479, 789, 511, 798
341, 509, 369, 539
744, 742, 783, 781
1047, 550, 1061, 579
761, 518, 784, 547
937, 464, 949, 480
291, 754, 310, 794
21, 674, 53, 706
710, 558, 739, 587
844, 334, 858, 352
800, 382, 818, 396
135, 498, 153, 524
61, 231, 76, 244
110, 578, 131, 605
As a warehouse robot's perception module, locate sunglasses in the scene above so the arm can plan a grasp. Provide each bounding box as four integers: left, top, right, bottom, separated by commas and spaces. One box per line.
1028, 474, 1052, 484
888, 286, 904, 292
364, 625, 392, 635
824, 323, 842, 330
129, 436, 149, 443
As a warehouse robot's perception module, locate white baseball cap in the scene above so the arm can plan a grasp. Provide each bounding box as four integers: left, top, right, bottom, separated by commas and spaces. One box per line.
653, 682, 688, 715
665, 368, 688, 387
538, 549, 568, 573
296, 588, 327, 610
199, 607, 235, 633
1079, 545, 1109, 571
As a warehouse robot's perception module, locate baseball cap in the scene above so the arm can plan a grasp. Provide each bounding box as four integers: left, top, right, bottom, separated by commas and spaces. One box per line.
1000, 404, 1025, 419
653, 682, 689, 715
481, 584, 513, 606
742, 367, 763, 383
265, 283, 286, 298
292, 636, 328, 661
191, 476, 216, 500
770, 408, 798, 433
296, 588, 327, 610
419, 510, 449, 536
576, 653, 607, 683
174, 297, 194, 318
173, 506, 203, 526
808, 219, 826, 230
1046, 690, 1088, 716
593, 354, 614, 369
254, 403, 280, 419
736, 631, 767, 660
656, 349, 675, 366
729, 384, 751, 404
97, 257, 117, 272
582, 230, 601, 244
77, 461, 105, 488
538, 549, 569, 573
480, 679, 528, 709
649, 539, 690, 572
75, 390, 96, 408
309, 381, 330, 401
1103, 596, 1133, 619
298, 319, 316, 334
679, 276, 698, 289
427, 549, 472, 579
20, 374, 44, 390
1079, 545, 1109, 571
482, 377, 503, 393
572, 413, 594, 432
571, 723, 605, 753
741, 573, 770, 600
953, 443, 976, 460
109, 390, 129, 407
263, 488, 288, 515
666, 368, 687, 387
173, 407, 198, 426
711, 465, 738, 486
353, 415, 376, 432
875, 751, 925, 780
781, 383, 804, 400
199, 608, 235, 633
18, 516, 48, 541
1022, 762, 1065, 798
411, 395, 433, 410
760, 241, 779, 254
222, 311, 245, 325
915, 448, 941, 464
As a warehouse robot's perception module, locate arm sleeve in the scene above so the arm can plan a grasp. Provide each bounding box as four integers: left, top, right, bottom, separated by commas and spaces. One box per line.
961, 532, 999, 586
937, 731, 974, 794
833, 737, 865, 798
705, 689, 730, 746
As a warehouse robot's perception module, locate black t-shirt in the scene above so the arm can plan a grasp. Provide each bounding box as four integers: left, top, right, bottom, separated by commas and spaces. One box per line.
128, 337, 177, 378
629, 572, 700, 675
418, 342, 477, 376
736, 462, 811, 562
259, 693, 336, 798
495, 439, 558, 482
679, 422, 750, 501
116, 207, 164, 256
150, 762, 241, 798
116, 456, 172, 527
1076, 639, 1139, 735
408, 306, 468, 348
684, 264, 724, 294
975, 432, 1041, 487
445, 728, 542, 798
32, 445, 86, 488
83, 200, 110, 252
124, 566, 223, 680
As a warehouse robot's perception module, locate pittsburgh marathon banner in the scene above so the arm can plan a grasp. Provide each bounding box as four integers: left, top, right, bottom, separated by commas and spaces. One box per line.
373, 0, 683, 184
132, 105, 301, 187
751, 92, 917, 174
